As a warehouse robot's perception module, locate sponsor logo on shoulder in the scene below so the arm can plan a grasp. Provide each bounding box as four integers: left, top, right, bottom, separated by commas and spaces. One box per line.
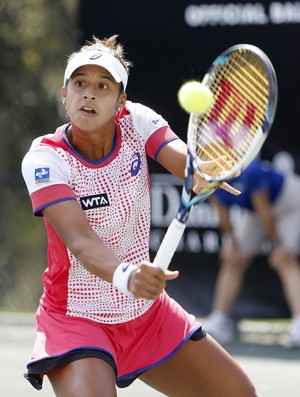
151, 118, 161, 126
35, 167, 50, 184
80, 193, 110, 210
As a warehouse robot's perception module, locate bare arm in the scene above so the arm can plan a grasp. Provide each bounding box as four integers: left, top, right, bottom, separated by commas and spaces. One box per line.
42, 200, 178, 299
209, 196, 233, 237
43, 200, 120, 282
156, 133, 240, 195
251, 189, 278, 242
155, 137, 187, 179
209, 196, 240, 262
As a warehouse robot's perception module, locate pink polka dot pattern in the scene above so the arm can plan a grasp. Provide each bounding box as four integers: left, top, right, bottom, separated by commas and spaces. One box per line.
23, 102, 170, 323
58, 116, 154, 323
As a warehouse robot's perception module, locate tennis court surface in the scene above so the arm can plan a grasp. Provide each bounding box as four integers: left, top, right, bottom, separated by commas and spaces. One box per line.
1, 313, 300, 397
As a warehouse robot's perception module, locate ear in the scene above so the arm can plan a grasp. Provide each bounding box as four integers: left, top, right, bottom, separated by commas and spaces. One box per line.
118, 93, 127, 110
61, 86, 67, 106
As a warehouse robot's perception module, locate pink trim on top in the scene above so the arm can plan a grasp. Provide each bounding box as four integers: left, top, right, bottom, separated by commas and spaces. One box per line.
145, 126, 179, 160
31, 184, 77, 215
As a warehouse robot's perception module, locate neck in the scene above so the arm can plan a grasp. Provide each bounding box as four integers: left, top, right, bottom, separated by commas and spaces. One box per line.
66, 125, 115, 161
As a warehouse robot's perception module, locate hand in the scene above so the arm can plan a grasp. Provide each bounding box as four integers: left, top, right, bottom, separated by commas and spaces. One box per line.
192, 156, 241, 196
199, 155, 234, 177
193, 177, 240, 196
128, 261, 179, 299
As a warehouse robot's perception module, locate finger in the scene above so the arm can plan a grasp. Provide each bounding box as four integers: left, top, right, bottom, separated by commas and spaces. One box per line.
141, 271, 179, 298
130, 267, 165, 299
139, 262, 166, 280
129, 266, 179, 299
220, 182, 240, 195
192, 176, 207, 194
199, 155, 229, 167
164, 270, 179, 281
131, 281, 165, 300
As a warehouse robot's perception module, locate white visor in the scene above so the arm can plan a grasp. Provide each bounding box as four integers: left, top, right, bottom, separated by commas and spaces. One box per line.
64, 50, 128, 91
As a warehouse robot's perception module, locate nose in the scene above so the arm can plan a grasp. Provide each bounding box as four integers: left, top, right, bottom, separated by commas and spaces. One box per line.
83, 93, 96, 100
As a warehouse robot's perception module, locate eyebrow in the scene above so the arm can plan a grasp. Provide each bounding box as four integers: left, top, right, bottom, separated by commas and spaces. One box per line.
71, 71, 114, 84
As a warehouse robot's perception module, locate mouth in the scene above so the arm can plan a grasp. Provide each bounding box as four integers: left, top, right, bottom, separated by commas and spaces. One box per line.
80, 106, 96, 115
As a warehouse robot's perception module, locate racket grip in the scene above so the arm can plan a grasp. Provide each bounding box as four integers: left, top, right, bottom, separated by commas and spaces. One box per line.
153, 218, 186, 270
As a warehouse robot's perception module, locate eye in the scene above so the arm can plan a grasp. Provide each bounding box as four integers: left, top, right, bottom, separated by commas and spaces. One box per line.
99, 82, 108, 89
75, 80, 85, 87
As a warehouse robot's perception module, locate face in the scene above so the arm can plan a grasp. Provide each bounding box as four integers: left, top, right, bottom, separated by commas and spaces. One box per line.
61, 64, 126, 132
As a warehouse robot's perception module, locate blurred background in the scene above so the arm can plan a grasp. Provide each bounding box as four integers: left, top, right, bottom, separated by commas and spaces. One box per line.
1, 0, 300, 320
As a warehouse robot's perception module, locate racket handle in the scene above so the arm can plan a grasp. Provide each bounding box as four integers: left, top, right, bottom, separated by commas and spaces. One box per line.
153, 218, 186, 270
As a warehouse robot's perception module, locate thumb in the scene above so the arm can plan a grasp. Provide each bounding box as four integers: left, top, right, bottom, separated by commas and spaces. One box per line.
164, 270, 179, 281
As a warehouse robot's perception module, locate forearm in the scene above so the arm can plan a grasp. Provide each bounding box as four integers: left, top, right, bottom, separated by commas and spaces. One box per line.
211, 199, 233, 237
251, 190, 279, 242
68, 233, 121, 282
43, 201, 121, 282
259, 209, 278, 241
156, 138, 187, 180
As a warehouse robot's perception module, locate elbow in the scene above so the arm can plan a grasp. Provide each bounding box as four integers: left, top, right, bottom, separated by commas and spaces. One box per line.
65, 234, 93, 259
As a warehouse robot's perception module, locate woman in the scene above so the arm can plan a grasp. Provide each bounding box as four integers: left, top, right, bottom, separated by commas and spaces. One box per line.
22, 35, 258, 396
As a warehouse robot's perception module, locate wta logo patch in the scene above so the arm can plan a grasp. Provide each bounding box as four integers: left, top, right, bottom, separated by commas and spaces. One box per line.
35, 168, 50, 184
80, 193, 110, 210
131, 152, 141, 176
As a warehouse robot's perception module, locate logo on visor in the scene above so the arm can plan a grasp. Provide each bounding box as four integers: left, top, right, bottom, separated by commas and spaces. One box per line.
89, 53, 102, 61
35, 167, 50, 184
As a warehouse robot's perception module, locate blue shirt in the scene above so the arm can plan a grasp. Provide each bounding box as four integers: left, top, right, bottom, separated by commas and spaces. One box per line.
213, 159, 285, 211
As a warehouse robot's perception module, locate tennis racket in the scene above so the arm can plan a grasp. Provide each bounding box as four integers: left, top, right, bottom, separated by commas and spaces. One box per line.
153, 44, 278, 270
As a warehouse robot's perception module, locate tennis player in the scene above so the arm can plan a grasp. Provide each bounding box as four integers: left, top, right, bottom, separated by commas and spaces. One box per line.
21, 35, 258, 396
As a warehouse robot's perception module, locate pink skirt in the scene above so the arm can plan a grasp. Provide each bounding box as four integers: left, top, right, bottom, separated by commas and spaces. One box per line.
25, 290, 204, 390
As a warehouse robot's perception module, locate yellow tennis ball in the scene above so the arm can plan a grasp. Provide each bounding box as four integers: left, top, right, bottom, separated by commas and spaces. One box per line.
178, 81, 213, 114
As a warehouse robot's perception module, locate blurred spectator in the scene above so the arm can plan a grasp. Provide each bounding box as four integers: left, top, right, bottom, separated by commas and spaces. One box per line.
204, 158, 300, 348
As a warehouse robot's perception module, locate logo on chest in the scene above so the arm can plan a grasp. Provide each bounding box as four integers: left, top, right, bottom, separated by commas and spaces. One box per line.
131, 152, 141, 176
80, 193, 110, 210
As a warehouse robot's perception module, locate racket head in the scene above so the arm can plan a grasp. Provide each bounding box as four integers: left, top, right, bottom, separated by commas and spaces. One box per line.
187, 44, 278, 182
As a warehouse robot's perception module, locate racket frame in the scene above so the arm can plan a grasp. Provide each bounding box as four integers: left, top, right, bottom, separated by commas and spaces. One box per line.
153, 44, 278, 270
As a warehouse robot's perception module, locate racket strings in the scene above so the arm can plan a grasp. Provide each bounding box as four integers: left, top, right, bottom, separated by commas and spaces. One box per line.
227, 54, 269, 99
213, 56, 268, 133
193, 49, 270, 179
223, 54, 269, 123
